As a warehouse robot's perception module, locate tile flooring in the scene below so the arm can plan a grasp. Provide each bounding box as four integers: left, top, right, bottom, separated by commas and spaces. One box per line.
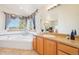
0, 48, 38, 55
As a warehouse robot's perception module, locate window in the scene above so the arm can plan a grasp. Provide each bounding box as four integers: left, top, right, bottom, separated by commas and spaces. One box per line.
7, 17, 20, 29
4, 13, 36, 31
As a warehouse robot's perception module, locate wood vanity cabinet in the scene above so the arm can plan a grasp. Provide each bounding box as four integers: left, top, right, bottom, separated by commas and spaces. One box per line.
44, 39, 56, 55
36, 36, 44, 55
33, 36, 79, 55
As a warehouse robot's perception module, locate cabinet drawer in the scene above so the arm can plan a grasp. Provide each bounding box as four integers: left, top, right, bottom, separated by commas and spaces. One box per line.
57, 50, 68, 55
58, 43, 78, 55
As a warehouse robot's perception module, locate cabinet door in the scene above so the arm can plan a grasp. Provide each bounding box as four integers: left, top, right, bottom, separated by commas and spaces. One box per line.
37, 36, 44, 55
33, 37, 37, 50
44, 39, 56, 55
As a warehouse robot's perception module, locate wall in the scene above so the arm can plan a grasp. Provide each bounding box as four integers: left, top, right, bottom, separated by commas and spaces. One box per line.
46, 4, 79, 35
0, 11, 5, 32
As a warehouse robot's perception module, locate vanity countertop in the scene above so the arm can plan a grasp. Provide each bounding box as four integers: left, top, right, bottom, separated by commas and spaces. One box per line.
35, 33, 79, 48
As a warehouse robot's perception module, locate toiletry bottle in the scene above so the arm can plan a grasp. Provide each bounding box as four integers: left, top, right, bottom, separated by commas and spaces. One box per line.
70, 30, 75, 40
74, 29, 77, 35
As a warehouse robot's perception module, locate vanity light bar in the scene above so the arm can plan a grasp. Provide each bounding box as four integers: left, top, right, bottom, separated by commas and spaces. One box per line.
48, 4, 61, 11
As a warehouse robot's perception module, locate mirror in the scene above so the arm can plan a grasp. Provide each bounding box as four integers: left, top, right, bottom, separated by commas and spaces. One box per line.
43, 4, 79, 35
44, 20, 58, 32
43, 9, 58, 33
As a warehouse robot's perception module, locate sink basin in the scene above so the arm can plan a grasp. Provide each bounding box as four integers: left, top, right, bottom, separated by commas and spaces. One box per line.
42, 34, 56, 38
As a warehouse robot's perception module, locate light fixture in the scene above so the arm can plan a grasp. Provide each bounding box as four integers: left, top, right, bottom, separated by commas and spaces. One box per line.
47, 4, 57, 10
47, 4, 60, 11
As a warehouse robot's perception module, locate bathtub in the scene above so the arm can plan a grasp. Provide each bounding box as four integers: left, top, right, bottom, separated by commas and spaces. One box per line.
0, 33, 34, 50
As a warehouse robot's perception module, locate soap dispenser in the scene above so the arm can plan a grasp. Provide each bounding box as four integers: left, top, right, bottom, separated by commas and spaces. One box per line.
70, 30, 75, 40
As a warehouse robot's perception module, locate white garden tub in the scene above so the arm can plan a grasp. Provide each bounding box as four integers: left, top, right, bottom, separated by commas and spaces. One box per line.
0, 33, 34, 50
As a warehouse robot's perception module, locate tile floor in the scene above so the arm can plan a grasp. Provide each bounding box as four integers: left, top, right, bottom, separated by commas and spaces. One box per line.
0, 48, 38, 55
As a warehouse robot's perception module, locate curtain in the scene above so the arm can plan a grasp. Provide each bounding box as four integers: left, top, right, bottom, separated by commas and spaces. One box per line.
5, 13, 11, 29
26, 15, 36, 31
4, 12, 36, 31
32, 15, 36, 29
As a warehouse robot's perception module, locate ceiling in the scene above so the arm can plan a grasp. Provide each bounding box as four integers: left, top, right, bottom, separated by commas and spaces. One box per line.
0, 4, 51, 16
0, 4, 58, 16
